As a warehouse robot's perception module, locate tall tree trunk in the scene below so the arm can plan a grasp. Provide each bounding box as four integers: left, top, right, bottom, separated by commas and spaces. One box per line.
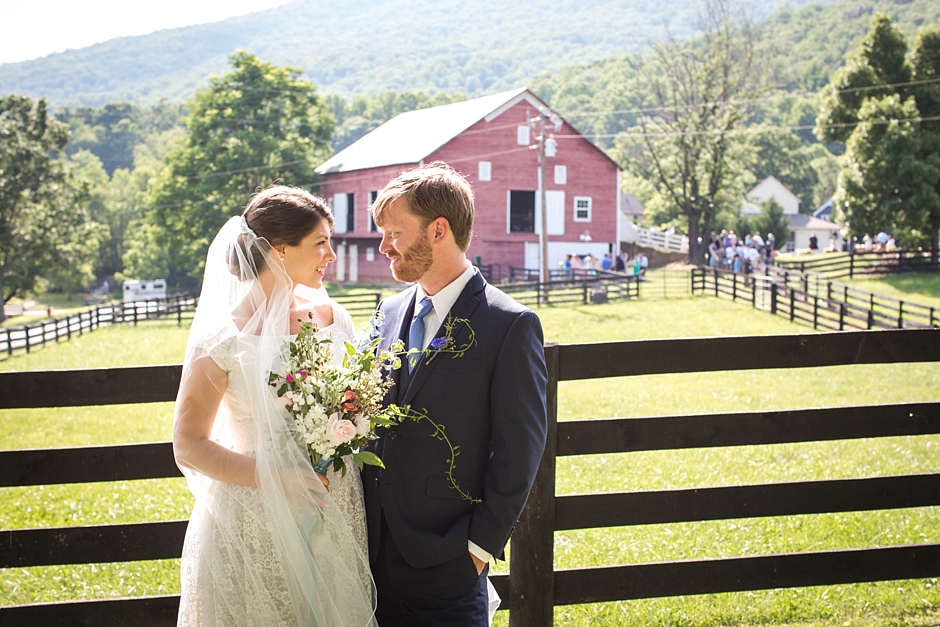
687, 218, 707, 265
932, 218, 940, 268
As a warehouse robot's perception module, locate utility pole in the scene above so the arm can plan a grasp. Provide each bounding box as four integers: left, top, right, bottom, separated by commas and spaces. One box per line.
529, 106, 560, 300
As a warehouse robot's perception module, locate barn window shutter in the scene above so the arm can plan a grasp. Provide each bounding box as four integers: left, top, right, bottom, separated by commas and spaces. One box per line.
478, 161, 492, 182
554, 165, 567, 185
517, 125, 530, 145
333, 193, 348, 233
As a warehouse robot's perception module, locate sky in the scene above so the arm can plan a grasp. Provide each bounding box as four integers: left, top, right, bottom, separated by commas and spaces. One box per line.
0, 0, 293, 64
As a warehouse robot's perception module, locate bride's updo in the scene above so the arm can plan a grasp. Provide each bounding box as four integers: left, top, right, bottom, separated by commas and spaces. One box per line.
229, 186, 334, 277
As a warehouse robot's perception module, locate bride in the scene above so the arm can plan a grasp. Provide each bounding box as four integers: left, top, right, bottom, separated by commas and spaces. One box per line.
172, 186, 376, 626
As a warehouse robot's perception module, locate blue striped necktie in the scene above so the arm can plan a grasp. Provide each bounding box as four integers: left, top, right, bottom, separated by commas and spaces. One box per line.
407, 297, 433, 372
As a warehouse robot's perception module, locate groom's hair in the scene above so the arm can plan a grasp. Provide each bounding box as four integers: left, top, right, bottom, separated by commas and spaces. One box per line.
371, 162, 475, 251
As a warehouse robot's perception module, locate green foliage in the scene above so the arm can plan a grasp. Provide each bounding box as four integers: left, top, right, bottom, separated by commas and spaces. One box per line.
0, 95, 103, 315
752, 197, 791, 246
140, 51, 334, 283
56, 101, 185, 175
613, 2, 760, 265
749, 129, 819, 212
817, 14, 940, 252
836, 94, 940, 247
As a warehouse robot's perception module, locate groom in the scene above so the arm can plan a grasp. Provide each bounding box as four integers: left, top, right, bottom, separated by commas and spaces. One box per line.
362, 162, 548, 626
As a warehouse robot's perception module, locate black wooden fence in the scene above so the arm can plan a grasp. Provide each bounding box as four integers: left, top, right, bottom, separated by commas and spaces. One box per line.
692, 267, 939, 331
501, 272, 640, 307
1, 329, 939, 626
776, 250, 938, 278
0, 293, 381, 360
0, 295, 198, 359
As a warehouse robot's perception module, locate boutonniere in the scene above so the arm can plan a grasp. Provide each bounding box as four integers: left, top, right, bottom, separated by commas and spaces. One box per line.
424, 314, 477, 365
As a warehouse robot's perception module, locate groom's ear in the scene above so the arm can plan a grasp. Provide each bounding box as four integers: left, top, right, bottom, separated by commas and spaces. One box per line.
428, 217, 451, 244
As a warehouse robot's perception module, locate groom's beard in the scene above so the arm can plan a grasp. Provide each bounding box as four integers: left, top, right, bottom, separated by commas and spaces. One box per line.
388, 237, 433, 283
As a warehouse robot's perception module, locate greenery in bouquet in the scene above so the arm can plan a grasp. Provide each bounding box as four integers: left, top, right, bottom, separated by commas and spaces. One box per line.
269, 316, 405, 476
272, 312, 482, 503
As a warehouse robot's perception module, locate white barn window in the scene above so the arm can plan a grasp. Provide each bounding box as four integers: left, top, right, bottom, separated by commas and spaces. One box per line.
574, 196, 592, 222
517, 125, 530, 145
554, 165, 567, 185
478, 161, 492, 182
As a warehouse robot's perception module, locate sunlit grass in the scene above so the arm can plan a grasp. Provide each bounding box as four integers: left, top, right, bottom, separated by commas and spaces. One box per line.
1, 287, 938, 624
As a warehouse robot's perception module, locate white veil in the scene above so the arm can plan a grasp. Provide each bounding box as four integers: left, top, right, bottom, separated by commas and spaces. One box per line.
176, 216, 376, 627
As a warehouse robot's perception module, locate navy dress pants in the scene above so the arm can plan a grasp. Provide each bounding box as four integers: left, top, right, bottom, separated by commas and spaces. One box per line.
373, 519, 489, 627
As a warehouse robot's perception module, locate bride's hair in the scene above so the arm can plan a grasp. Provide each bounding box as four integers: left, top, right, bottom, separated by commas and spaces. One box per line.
229, 185, 334, 277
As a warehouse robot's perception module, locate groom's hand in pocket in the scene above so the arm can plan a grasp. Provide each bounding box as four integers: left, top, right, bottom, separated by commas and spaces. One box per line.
470, 552, 486, 576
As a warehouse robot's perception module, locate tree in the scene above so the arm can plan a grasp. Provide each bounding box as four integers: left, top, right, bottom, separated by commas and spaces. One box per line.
749, 129, 819, 213
751, 197, 790, 249
142, 51, 334, 283
614, 0, 759, 265
0, 95, 101, 319
817, 13, 940, 259
834, 95, 939, 248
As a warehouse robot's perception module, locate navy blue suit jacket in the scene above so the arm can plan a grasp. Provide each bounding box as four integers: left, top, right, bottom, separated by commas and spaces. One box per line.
362, 271, 548, 569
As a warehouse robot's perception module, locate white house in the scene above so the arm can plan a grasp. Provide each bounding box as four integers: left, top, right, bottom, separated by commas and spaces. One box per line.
787, 214, 843, 253
742, 176, 800, 215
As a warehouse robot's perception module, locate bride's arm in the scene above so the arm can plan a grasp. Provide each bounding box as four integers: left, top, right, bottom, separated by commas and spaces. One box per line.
172, 356, 330, 493
172, 355, 259, 487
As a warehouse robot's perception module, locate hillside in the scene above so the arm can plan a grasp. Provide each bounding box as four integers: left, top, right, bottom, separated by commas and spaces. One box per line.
531, 0, 940, 142
0, 0, 825, 108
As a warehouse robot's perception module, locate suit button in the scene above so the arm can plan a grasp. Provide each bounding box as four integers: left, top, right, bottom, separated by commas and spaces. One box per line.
388, 430, 398, 440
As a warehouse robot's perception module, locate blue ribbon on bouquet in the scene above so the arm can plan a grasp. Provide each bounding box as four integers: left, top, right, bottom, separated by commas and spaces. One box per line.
312, 455, 332, 474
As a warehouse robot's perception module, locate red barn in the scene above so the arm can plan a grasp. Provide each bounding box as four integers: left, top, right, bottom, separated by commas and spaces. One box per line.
315, 88, 622, 283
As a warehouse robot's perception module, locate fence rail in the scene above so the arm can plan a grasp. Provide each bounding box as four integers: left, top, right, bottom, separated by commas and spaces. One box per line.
0, 294, 198, 360
776, 250, 938, 278
1, 329, 939, 626
0, 292, 381, 361
500, 272, 640, 307
692, 267, 939, 331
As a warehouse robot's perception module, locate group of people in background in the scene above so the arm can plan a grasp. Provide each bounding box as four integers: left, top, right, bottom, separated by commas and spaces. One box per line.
849, 231, 897, 253
707, 229, 777, 275
561, 251, 648, 278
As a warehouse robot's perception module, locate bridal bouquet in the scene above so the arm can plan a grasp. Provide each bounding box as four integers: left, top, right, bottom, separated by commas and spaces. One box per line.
269, 315, 408, 476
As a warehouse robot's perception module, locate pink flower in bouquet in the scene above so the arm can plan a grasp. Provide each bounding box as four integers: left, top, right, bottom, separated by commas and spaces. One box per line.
296, 369, 308, 380
354, 413, 370, 437
285, 373, 295, 383
342, 390, 359, 412
327, 413, 357, 446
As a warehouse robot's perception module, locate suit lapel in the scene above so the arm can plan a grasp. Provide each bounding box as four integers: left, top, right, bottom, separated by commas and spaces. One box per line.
374, 287, 417, 404
400, 272, 485, 405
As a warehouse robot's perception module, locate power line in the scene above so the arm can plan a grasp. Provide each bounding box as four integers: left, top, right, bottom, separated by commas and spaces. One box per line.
574, 114, 940, 139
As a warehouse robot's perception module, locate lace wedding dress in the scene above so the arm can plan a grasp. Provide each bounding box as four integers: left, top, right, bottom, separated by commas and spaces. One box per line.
177, 299, 373, 627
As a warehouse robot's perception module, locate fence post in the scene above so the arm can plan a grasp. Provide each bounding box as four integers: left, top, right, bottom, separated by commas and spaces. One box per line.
839, 303, 845, 331
583, 283, 588, 305
751, 278, 757, 308
898, 302, 904, 329
732, 272, 737, 301
713, 268, 719, 297
770, 283, 778, 315
849, 252, 855, 278
813, 296, 819, 329
868, 308, 874, 330
931, 306, 936, 328
790, 290, 795, 322
5, 329, 11, 357
509, 342, 557, 627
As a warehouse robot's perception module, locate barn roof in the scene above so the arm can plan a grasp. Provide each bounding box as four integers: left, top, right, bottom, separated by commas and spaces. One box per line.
315, 87, 618, 174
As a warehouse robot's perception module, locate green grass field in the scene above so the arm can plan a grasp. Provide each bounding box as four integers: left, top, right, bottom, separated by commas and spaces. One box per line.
2, 283, 939, 626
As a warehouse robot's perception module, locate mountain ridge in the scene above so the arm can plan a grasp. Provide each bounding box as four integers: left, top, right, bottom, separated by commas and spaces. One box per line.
0, 0, 825, 107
